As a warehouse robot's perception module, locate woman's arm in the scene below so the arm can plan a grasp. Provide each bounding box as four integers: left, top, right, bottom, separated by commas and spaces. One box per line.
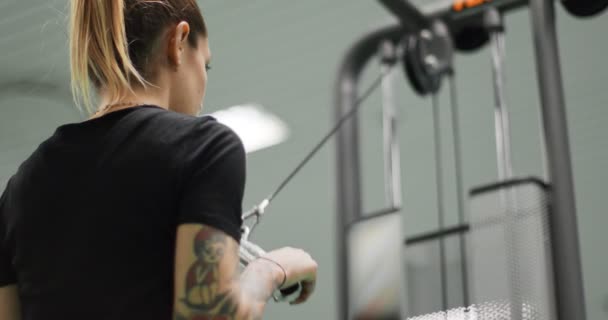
0, 285, 20, 320
173, 224, 279, 320
173, 224, 317, 320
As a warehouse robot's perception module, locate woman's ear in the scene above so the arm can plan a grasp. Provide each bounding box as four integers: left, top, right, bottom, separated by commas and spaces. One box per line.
167, 21, 191, 68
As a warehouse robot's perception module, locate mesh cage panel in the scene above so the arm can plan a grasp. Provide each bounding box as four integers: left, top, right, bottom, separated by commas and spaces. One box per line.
406, 300, 513, 320
403, 179, 555, 320
465, 179, 556, 320
406, 299, 549, 319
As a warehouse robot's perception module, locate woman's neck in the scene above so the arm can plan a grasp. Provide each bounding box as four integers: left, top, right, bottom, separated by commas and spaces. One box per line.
93, 85, 170, 119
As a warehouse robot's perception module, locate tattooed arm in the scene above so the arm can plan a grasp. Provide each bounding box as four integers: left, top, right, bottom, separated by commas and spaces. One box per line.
173, 224, 285, 320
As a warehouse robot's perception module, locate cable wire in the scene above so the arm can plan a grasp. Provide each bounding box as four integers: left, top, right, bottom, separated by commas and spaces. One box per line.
449, 73, 470, 306
263, 65, 398, 206
431, 92, 449, 312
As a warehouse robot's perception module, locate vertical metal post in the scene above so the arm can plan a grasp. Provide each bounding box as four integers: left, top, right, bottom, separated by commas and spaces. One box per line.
334, 25, 403, 319
486, 9, 514, 181
529, 0, 587, 319
335, 76, 362, 320
380, 41, 403, 210
485, 9, 523, 320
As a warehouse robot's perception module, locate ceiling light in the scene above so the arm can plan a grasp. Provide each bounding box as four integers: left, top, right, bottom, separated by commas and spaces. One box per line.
207, 103, 289, 154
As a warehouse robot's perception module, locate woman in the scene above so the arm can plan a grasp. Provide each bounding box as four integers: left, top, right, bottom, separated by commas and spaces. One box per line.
0, 1, 318, 319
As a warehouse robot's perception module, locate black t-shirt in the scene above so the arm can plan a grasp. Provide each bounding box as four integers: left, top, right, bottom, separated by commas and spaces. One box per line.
0, 105, 245, 319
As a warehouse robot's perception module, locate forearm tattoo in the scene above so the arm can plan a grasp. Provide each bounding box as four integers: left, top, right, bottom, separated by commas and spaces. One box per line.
175, 227, 239, 320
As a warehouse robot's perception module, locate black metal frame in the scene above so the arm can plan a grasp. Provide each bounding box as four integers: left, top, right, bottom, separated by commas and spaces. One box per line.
334, 0, 586, 319
404, 224, 470, 246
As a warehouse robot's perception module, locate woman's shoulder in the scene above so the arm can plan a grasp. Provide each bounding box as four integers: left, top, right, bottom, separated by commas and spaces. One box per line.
156, 110, 239, 143
152, 110, 243, 159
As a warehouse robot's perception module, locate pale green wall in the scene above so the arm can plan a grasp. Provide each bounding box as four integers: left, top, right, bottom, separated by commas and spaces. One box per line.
0, 1, 607, 319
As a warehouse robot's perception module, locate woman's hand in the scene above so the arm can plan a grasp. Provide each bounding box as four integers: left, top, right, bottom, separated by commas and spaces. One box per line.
263, 247, 318, 305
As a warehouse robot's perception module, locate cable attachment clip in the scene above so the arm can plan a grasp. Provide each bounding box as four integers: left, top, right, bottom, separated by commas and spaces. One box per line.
239, 202, 303, 304
241, 198, 270, 240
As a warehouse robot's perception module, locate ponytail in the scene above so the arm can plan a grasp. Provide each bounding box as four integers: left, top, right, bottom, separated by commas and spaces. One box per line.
70, 0, 207, 114
69, 0, 146, 114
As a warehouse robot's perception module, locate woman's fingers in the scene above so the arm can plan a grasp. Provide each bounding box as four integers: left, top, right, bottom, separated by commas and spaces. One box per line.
265, 246, 318, 304
290, 280, 316, 305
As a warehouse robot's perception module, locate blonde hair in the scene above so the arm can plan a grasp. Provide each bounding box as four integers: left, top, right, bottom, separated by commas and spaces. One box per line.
69, 0, 207, 114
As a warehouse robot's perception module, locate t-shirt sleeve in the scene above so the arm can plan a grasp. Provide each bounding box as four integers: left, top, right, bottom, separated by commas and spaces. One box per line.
176, 120, 245, 243
0, 179, 17, 286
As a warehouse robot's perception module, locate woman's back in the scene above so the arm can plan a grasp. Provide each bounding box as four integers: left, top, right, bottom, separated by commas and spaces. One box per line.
0, 105, 245, 319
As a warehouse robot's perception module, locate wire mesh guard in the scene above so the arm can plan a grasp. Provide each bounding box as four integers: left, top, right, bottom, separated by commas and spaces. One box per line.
406, 179, 556, 320
466, 179, 556, 320
406, 299, 543, 320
